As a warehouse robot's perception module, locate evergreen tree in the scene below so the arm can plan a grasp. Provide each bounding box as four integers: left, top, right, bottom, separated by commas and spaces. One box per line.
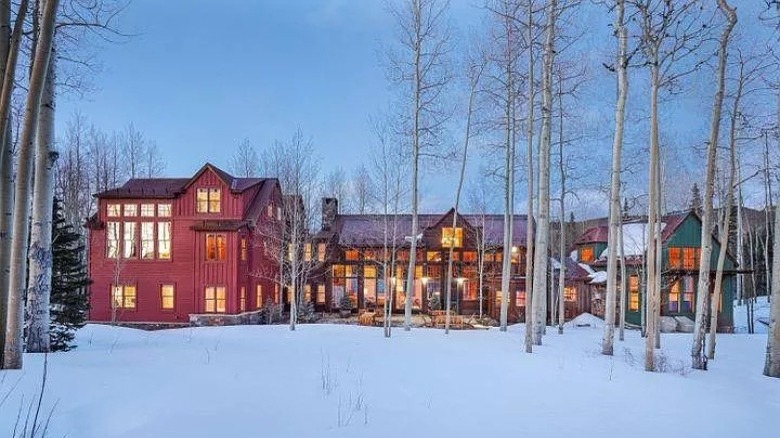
50, 197, 90, 351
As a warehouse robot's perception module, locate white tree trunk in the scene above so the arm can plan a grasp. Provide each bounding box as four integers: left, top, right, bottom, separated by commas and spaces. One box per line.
765, 204, 780, 377
645, 59, 660, 371
0, 0, 14, 365
602, 0, 627, 356
531, 0, 557, 346
692, 0, 735, 371
3, 0, 59, 370
524, 0, 535, 353
25, 52, 57, 353
618, 213, 627, 341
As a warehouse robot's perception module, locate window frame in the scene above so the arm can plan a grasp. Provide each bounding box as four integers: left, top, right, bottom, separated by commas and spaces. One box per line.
205, 233, 227, 262
160, 284, 175, 310
196, 188, 221, 214
204, 286, 226, 313
111, 284, 137, 310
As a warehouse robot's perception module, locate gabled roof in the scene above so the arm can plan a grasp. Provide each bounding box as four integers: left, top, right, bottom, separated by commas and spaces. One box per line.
94, 163, 266, 199
575, 211, 692, 247
318, 211, 529, 248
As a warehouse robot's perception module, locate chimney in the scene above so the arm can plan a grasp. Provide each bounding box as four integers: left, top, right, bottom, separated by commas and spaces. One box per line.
322, 197, 338, 231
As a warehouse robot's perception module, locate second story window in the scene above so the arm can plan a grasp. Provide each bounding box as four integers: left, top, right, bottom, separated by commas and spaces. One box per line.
196, 188, 221, 213
123, 222, 137, 258
669, 247, 700, 270
441, 227, 463, 248
158, 222, 172, 259
141, 222, 155, 260
157, 204, 172, 217
579, 246, 595, 263
107, 204, 121, 217
107, 222, 120, 258
123, 204, 138, 217
240, 237, 248, 261
206, 233, 226, 261
141, 204, 155, 217
317, 243, 326, 262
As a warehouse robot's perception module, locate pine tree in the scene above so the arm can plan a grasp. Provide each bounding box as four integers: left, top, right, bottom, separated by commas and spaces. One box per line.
49, 197, 90, 351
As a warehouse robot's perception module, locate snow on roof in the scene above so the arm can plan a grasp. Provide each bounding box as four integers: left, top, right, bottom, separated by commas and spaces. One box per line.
588, 271, 607, 284
598, 222, 667, 259
578, 263, 595, 275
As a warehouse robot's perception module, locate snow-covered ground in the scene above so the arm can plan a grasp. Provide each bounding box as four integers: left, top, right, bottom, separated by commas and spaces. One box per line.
733, 296, 771, 334
1, 322, 778, 438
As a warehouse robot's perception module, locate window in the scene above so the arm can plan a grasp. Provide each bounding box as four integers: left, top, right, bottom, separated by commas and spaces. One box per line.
141, 204, 155, 217
158, 222, 172, 259
304, 243, 312, 261
107, 222, 120, 258
564, 287, 576, 302
516, 290, 526, 307
141, 222, 155, 259
123, 204, 137, 217
463, 251, 477, 262
196, 188, 221, 213
580, 246, 594, 263
318, 243, 326, 262
240, 287, 247, 312
670, 247, 700, 269
277, 207, 282, 220
317, 284, 326, 304
669, 248, 682, 268
256, 285, 263, 308
161, 285, 175, 310
629, 275, 640, 312
206, 234, 226, 261
463, 279, 477, 300
441, 227, 463, 248
111, 285, 136, 309
157, 204, 172, 217
267, 204, 273, 218
345, 250, 359, 261
123, 222, 137, 258
107, 204, 121, 217
304, 284, 312, 303
204, 286, 226, 313
427, 251, 441, 262
240, 237, 248, 261
668, 281, 680, 312
274, 284, 280, 304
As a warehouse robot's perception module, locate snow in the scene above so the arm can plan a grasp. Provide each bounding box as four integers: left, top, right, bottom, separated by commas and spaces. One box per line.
1, 323, 778, 438
598, 222, 667, 259
565, 312, 604, 329
733, 296, 771, 334
588, 271, 607, 284
578, 262, 595, 275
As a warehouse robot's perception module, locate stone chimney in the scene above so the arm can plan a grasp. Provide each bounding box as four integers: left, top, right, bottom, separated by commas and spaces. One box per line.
322, 197, 338, 231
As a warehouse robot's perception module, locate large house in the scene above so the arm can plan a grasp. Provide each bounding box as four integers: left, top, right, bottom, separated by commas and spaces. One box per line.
572, 210, 737, 331
87, 163, 283, 325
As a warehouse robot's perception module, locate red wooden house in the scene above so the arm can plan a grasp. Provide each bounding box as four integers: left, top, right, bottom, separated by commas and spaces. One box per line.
87, 163, 283, 325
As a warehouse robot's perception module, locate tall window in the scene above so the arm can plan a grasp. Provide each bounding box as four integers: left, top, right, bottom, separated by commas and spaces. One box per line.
206, 234, 226, 261
682, 276, 694, 312
157, 204, 172, 217
580, 246, 595, 263
123, 222, 137, 258
629, 275, 640, 312
107, 204, 121, 217
304, 284, 312, 303
240, 237, 248, 261
141, 204, 155, 217
161, 285, 175, 310
107, 222, 120, 258
564, 287, 576, 302
317, 284, 326, 304
256, 285, 263, 308
317, 243, 326, 262
158, 222, 172, 259
515, 290, 526, 307
668, 281, 680, 312
240, 287, 247, 312
364, 265, 377, 307
304, 243, 312, 261
205, 286, 226, 313
141, 222, 155, 259
112, 285, 136, 309
441, 227, 463, 248
196, 188, 221, 213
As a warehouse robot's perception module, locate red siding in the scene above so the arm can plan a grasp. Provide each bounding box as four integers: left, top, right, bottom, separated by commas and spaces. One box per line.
88, 168, 282, 324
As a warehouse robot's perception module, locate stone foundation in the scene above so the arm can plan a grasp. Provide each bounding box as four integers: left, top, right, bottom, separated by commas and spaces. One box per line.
189, 309, 267, 327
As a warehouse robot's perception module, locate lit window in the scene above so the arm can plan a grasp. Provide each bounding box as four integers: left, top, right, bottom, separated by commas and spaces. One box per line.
629, 275, 640, 312
141, 222, 154, 259
345, 250, 359, 261
206, 234, 226, 261
669, 281, 680, 312
256, 285, 263, 308
317, 284, 326, 304
669, 248, 682, 268
274, 284, 280, 304
158, 222, 171, 259
196, 188, 221, 213
580, 246, 594, 263
463, 251, 477, 262
304, 284, 312, 303
112, 285, 136, 309
317, 243, 326, 262
267, 204, 273, 218
564, 287, 576, 302
107, 222, 120, 258
123, 204, 137, 217
427, 251, 440, 262
107, 204, 121, 217
683, 248, 699, 270
161, 285, 175, 310
304, 243, 312, 261
515, 290, 526, 307
157, 204, 172, 217
240, 237, 248, 261
240, 287, 247, 312
364, 265, 377, 278
441, 227, 463, 248
682, 276, 694, 312
205, 286, 226, 313
141, 204, 155, 217
123, 222, 137, 258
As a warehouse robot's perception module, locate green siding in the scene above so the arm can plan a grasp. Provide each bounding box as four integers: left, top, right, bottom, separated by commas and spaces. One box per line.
663, 214, 735, 271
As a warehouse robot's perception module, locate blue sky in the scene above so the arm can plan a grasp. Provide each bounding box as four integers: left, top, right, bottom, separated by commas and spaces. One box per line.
55, 0, 777, 216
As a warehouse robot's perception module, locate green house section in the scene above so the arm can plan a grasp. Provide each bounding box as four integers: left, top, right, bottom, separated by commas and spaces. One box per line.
622, 213, 735, 330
